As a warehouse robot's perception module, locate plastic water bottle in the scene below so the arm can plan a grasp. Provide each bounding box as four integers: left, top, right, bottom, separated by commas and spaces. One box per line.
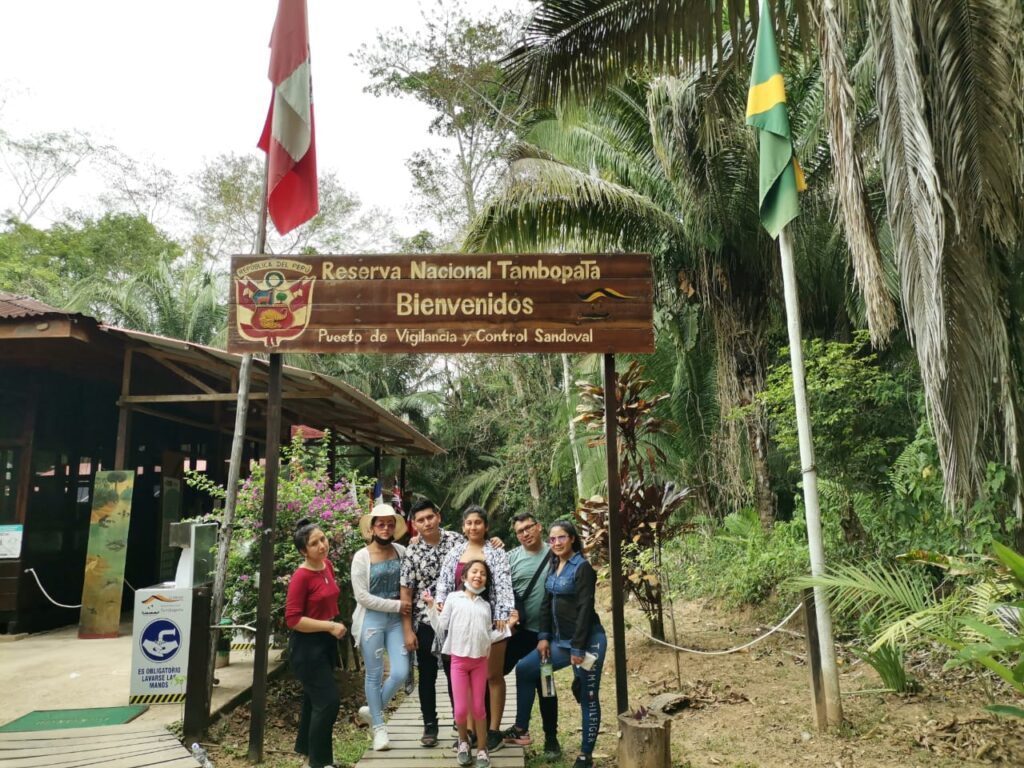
191, 743, 214, 768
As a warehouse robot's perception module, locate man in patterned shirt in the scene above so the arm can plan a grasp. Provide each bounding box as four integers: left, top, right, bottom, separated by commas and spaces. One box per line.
400, 499, 463, 747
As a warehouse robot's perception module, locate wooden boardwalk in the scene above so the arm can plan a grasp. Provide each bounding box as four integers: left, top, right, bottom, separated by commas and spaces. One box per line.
354, 670, 526, 767
0, 723, 199, 768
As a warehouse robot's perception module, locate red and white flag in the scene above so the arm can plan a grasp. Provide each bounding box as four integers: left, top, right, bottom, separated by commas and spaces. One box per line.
258, 0, 318, 235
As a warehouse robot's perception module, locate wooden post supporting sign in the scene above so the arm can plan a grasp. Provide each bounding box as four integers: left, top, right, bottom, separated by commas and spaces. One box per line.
604, 353, 629, 716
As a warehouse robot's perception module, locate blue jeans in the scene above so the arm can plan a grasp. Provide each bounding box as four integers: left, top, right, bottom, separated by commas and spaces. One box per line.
360, 610, 409, 727
514, 629, 607, 755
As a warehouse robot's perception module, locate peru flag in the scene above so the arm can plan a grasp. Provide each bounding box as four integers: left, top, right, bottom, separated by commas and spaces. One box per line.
258, 0, 318, 235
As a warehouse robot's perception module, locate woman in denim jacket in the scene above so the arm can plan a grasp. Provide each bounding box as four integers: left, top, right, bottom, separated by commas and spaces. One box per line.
506, 519, 606, 768
435, 505, 515, 752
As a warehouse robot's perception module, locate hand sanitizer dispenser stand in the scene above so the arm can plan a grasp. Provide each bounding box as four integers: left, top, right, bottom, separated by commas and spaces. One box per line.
129, 522, 217, 704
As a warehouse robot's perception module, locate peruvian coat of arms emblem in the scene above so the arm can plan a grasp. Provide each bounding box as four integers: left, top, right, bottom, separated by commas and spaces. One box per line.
234, 259, 315, 347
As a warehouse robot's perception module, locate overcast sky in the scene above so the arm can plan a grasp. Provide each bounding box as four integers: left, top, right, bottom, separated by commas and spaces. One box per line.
0, 0, 526, 234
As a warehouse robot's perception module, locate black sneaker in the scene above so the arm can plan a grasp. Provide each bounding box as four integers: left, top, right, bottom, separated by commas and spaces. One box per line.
502, 726, 531, 746
573, 755, 593, 768
542, 739, 562, 761
485, 730, 505, 752
421, 722, 439, 747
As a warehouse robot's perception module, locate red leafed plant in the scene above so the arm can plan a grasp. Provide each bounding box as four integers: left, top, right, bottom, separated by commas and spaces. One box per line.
573, 361, 693, 640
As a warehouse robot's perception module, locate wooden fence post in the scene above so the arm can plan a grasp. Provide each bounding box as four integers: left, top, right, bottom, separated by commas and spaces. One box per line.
802, 587, 828, 730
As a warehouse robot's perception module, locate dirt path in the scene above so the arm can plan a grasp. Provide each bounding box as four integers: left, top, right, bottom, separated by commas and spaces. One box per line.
202, 596, 1023, 767
605, 597, 1024, 767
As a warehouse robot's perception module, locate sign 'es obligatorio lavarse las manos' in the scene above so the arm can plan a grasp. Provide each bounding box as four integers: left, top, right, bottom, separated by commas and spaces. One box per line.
227, 253, 654, 354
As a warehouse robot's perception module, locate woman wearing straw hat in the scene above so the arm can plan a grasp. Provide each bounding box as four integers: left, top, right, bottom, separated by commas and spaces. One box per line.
351, 503, 411, 751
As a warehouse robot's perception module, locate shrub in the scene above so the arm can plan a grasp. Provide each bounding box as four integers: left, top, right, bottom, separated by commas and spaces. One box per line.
666, 510, 813, 609
187, 433, 368, 638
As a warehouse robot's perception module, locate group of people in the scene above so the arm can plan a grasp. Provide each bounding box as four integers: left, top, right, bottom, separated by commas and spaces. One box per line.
284, 499, 607, 768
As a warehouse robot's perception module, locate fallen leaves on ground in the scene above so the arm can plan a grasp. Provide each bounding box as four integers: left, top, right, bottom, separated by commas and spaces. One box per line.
914, 716, 1024, 763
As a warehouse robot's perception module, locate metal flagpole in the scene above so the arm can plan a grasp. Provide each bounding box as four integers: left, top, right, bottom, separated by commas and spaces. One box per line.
206, 154, 266, 718
777, 227, 843, 726
246, 152, 279, 763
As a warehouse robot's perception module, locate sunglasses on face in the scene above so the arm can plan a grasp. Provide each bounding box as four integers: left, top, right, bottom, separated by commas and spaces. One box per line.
515, 523, 539, 536
548, 534, 570, 544
373, 519, 396, 529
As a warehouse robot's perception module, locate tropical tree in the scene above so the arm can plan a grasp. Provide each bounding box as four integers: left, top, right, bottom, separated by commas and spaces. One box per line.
355, 0, 529, 244
0, 211, 182, 304
66, 254, 226, 345
0, 127, 108, 223
185, 152, 395, 261
501, 0, 1024, 529
466, 45, 856, 526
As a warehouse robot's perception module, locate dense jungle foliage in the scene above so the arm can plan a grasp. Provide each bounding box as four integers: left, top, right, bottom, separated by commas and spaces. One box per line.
3, 0, 1022, 716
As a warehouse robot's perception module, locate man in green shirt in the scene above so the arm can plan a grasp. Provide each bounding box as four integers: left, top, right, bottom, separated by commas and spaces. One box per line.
502, 512, 560, 759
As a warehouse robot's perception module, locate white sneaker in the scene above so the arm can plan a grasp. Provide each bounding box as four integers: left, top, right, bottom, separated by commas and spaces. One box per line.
373, 724, 391, 751
357, 705, 372, 726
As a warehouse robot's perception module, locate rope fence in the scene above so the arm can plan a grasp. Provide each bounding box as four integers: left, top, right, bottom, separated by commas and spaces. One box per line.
636, 602, 802, 656
24, 567, 82, 609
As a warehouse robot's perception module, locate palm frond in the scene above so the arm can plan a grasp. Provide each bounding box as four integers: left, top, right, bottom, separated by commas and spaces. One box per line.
816, 0, 897, 345
463, 157, 682, 253
452, 458, 506, 511
502, 0, 808, 105
794, 562, 934, 639
868, 0, 1024, 510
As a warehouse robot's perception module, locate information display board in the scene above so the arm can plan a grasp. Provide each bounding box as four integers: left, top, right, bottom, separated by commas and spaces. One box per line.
227, 253, 654, 354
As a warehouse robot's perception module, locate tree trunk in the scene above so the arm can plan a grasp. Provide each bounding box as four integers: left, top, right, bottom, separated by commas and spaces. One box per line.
745, 406, 776, 529
207, 353, 252, 707
509, 359, 542, 509
563, 353, 585, 499
617, 713, 672, 768
840, 496, 867, 545
646, 595, 665, 641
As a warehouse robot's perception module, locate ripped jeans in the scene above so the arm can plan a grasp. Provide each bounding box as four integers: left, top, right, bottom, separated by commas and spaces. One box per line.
360, 609, 409, 727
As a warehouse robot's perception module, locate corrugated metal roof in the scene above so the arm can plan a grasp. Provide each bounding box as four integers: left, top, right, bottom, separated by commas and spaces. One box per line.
103, 325, 444, 457
0, 295, 443, 456
0, 291, 78, 319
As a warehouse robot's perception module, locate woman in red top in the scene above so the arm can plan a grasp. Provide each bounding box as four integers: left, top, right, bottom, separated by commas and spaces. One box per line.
285, 518, 347, 768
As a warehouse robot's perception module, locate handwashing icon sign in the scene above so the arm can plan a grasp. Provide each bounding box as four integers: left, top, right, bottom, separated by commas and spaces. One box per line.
140, 619, 182, 662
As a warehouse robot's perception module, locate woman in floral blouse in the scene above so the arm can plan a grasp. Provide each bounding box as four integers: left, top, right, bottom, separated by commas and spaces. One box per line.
435, 505, 514, 753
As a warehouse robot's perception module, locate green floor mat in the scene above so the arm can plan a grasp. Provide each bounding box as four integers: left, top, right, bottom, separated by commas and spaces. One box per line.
0, 705, 149, 732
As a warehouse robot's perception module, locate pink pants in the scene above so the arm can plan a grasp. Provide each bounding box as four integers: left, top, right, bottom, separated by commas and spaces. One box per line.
450, 654, 488, 723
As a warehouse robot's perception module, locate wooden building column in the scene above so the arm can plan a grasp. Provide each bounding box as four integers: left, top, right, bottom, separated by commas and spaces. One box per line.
325, 430, 336, 484
114, 349, 133, 471
14, 391, 37, 527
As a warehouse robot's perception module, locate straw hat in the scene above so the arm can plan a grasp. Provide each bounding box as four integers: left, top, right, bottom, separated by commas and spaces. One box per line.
359, 503, 408, 541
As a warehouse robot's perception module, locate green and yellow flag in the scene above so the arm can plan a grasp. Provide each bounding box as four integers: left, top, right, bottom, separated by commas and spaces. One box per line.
746, 1, 806, 238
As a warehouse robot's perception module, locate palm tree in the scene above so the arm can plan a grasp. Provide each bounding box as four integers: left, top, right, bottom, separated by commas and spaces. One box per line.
66, 255, 226, 345
466, 50, 854, 525
502, 0, 1024, 524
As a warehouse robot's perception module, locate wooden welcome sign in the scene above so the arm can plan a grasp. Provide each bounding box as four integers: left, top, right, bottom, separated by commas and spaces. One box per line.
227, 253, 654, 354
